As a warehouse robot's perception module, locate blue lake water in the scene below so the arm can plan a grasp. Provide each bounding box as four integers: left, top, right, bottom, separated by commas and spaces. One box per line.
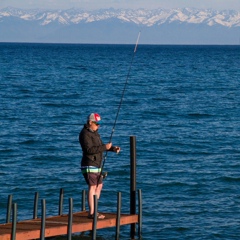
0, 43, 240, 239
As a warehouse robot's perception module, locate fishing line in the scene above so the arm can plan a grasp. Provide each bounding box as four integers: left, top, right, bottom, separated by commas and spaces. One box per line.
109, 31, 141, 144
98, 31, 141, 184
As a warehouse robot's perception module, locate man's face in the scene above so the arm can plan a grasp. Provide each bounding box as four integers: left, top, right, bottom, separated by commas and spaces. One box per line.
89, 121, 100, 131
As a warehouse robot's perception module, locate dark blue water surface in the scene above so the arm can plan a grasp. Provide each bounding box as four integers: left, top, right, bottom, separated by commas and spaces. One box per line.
0, 43, 240, 239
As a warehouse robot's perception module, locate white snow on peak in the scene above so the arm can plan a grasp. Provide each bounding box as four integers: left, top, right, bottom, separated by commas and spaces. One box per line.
0, 7, 239, 27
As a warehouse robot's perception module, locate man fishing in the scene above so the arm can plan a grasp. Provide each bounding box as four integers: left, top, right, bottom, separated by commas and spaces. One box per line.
79, 113, 120, 219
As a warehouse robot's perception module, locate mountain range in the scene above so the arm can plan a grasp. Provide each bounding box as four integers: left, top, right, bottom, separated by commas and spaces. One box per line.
0, 7, 239, 44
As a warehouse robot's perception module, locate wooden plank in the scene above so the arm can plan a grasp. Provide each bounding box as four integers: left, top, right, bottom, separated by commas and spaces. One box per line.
0, 211, 138, 240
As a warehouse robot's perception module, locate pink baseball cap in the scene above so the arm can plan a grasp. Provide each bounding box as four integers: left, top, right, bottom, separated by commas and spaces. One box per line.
88, 113, 102, 124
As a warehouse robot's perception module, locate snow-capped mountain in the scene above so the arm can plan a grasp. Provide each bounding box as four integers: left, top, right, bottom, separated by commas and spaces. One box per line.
1, 7, 239, 27
0, 7, 239, 44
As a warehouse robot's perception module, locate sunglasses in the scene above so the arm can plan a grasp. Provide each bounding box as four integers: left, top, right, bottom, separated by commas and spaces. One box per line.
92, 121, 100, 126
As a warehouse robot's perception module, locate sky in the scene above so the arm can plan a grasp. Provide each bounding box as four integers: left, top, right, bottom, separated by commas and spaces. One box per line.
0, 0, 240, 11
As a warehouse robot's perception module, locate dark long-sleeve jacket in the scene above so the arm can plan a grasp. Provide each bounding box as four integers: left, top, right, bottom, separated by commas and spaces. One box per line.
79, 124, 107, 168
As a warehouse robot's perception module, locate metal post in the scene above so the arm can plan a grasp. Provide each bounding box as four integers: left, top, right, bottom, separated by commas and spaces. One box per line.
115, 192, 122, 240
82, 190, 86, 211
59, 188, 64, 215
11, 203, 17, 240
138, 189, 142, 239
6, 195, 12, 223
92, 195, 98, 240
40, 199, 46, 240
67, 198, 73, 240
33, 192, 39, 219
130, 136, 136, 239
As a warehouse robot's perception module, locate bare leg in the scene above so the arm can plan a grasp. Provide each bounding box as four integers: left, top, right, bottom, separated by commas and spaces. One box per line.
88, 183, 103, 215
96, 183, 103, 199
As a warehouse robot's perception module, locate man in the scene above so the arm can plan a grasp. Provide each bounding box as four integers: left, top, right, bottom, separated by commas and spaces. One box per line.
79, 113, 120, 219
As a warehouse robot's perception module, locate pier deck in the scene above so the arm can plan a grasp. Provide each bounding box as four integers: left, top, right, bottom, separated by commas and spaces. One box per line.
0, 211, 138, 240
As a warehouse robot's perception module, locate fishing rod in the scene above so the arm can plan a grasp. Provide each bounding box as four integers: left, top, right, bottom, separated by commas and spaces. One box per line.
98, 31, 141, 184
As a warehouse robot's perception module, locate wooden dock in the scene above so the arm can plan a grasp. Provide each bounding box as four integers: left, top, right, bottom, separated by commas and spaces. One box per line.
0, 211, 139, 240
1, 137, 142, 239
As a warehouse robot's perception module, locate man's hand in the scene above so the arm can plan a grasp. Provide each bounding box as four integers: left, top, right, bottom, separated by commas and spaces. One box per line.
113, 146, 121, 153
105, 142, 112, 150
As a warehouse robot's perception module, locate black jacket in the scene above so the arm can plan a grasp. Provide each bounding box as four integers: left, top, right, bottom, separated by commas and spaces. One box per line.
79, 124, 107, 168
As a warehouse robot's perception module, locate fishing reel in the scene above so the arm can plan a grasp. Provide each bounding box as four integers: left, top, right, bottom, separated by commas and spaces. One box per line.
101, 172, 108, 179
